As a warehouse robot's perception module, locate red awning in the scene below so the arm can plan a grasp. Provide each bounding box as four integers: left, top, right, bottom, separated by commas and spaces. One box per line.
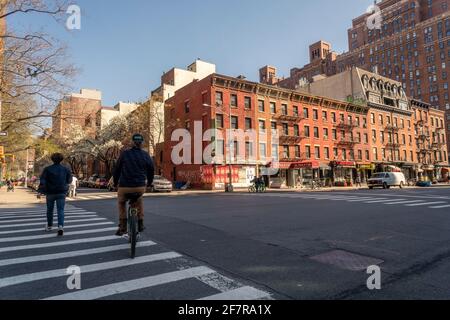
334, 161, 356, 168
291, 161, 320, 169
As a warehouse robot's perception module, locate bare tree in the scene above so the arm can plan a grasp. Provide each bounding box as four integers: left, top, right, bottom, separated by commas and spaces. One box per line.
1, 0, 76, 129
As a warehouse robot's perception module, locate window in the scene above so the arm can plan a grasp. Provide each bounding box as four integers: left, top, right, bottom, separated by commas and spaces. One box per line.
259, 120, 266, 133
271, 122, 277, 132
342, 149, 347, 160
322, 111, 328, 121
332, 129, 337, 140
305, 146, 311, 159
332, 112, 337, 123
365, 150, 370, 161
184, 101, 190, 113
293, 106, 299, 116
304, 125, 310, 137
333, 148, 338, 159
358, 150, 363, 160
271, 144, 279, 160
217, 140, 225, 158
372, 130, 377, 142
215, 92, 223, 105
304, 108, 309, 119
258, 100, 265, 112
281, 104, 288, 116
294, 125, 300, 136
364, 133, 369, 143
315, 146, 321, 159
295, 146, 301, 158
323, 128, 329, 139
245, 142, 254, 158
244, 97, 252, 110
373, 147, 378, 161
245, 118, 252, 130
270, 102, 276, 114
216, 114, 224, 128
231, 116, 238, 129
230, 94, 238, 108
371, 113, 375, 124
314, 127, 319, 138
259, 143, 267, 159
282, 123, 289, 135
282, 146, 290, 159
324, 147, 330, 159
313, 109, 319, 120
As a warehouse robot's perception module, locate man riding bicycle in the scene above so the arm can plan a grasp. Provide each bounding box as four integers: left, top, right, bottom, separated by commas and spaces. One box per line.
113, 134, 155, 236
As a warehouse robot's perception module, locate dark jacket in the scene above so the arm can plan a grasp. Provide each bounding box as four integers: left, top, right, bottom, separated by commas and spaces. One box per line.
113, 147, 155, 188
40, 164, 73, 195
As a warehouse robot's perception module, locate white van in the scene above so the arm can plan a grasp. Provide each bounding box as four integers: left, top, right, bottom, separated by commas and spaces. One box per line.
368, 172, 406, 189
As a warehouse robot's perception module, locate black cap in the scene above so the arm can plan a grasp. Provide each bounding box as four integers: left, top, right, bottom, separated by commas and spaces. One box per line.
132, 134, 144, 143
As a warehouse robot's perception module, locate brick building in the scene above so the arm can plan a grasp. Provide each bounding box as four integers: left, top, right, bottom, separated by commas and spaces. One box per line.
260, 0, 450, 160
52, 89, 103, 140
162, 70, 448, 190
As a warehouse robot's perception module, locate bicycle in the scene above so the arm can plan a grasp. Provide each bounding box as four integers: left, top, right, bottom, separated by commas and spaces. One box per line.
124, 192, 143, 259
249, 183, 266, 193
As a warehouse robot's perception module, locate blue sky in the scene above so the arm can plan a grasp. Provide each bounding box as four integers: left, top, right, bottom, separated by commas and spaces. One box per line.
10, 0, 374, 106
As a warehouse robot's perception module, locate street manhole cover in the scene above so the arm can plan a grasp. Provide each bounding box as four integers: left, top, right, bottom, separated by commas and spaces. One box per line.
310, 250, 384, 271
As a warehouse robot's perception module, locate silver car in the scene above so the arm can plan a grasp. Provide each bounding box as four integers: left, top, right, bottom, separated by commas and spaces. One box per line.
148, 175, 173, 193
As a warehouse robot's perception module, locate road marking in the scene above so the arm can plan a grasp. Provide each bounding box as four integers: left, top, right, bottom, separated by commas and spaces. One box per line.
346, 198, 382, 202
365, 199, 406, 204
0, 241, 156, 267
384, 200, 425, 205
0, 222, 114, 235
0, 218, 108, 229
0, 212, 96, 220
0, 227, 117, 243
0, 252, 181, 289
405, 202, 447, 207
430, 204, 450, 209
0, 235, 119, 253
0, 215, 97, 224
43, 266, 215, 300
0, 209, 86, 215
199, 286, 271, 300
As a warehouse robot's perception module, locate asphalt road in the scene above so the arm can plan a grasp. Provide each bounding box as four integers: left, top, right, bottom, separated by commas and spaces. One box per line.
1, 186, 450, 300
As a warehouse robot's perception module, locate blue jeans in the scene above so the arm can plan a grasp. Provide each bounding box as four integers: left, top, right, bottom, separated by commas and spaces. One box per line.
46, 194, 66, 228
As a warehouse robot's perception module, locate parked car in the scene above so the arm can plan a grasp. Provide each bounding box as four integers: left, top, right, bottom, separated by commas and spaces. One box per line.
368, 172, 406, 189
95, 178, 108, 189
87, 176, 98, 188
32, 179, 40, 191
147, 175, 173, 193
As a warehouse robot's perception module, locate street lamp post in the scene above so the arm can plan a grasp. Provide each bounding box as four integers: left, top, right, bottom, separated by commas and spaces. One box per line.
203, 103, 234, 192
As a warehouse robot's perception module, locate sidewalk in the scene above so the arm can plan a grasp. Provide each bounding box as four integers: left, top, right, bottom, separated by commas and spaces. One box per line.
0, 186, 44, 209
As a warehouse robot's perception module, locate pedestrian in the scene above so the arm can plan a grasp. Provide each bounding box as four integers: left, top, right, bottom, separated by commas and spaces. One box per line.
39, 153, 73, 236
70, 175, 78, 198
356, 174, 362, 188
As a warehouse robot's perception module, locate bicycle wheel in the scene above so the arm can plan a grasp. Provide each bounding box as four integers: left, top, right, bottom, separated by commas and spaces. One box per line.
248, 185, 256, 193
128, 209, 138, 259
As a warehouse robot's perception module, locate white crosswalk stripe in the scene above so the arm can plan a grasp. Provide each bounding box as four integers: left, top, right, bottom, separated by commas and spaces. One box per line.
0, 205, 272, 300
243, 192, 450, 210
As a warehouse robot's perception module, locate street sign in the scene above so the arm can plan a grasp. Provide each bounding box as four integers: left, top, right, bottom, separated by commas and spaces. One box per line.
0, 132, 7, 137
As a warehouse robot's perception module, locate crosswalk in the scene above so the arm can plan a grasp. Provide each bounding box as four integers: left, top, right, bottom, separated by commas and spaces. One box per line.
243, 192, 450, 210
0, 205, 272, 300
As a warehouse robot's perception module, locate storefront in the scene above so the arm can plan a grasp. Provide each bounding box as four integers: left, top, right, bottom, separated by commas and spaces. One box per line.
399, 163, 416, 180
422, 165, 435, 181
200, 165, 257, 190
331, 161, 356, 187
357, 163, 376, 183
435, 165, 449, 182
291, 161, 321, 188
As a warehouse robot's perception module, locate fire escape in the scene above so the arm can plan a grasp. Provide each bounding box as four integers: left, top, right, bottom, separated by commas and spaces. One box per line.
383, 122, 403, 163
334, 119, 361, 161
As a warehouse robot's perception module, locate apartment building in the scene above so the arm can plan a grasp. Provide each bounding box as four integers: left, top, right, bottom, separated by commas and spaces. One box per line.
260, 0, 450, 159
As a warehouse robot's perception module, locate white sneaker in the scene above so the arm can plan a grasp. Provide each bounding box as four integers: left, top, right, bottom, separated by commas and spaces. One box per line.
45, 225, 53, 232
